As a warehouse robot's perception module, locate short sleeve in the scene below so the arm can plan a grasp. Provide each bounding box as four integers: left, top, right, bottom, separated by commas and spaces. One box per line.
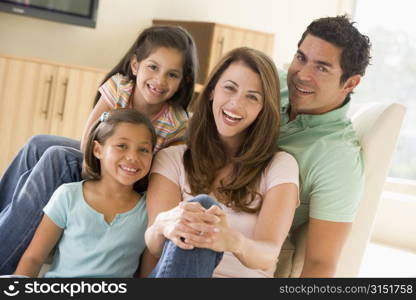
98, 73, 134, 108
43, 185, 70, 229
163, 124, 187, 147
150, 145, 186, 187
159, 105, 189, 149
278, 68, 289, 105
266, 151, 299, 190
309, 147, 364, 222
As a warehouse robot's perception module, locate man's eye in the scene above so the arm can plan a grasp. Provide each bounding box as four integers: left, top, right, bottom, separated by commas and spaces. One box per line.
117, 144, 127, 149
318, 66, 328, 73
296, 54, 305, 62
148, 65, 158, 71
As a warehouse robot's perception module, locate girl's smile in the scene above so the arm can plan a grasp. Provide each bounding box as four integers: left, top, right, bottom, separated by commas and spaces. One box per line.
94, 123, 153, 187
131, 47, 184, 108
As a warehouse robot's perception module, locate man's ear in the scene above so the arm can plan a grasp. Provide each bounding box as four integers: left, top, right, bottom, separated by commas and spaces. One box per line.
130, 56, 139, 76
343, 74, 361, 94
93, 140, 103, 159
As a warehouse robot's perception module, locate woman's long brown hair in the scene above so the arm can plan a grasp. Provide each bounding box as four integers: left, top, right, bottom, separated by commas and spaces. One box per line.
183, 47, 281, 213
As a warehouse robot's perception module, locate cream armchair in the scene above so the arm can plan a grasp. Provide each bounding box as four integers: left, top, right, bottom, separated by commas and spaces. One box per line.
276, 102, 407, 277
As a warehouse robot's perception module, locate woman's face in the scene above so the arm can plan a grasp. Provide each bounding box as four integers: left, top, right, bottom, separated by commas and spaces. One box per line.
211, 61, 264, 148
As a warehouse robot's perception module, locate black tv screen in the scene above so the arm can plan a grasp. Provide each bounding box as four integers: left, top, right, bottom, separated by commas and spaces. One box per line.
0, 0, 99, 28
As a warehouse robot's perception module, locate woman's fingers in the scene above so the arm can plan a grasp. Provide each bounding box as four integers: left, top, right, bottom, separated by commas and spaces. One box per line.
179, 201, 205, 212
205, 205, 224, 217
181, 231, 213, 244
171, 236, 194, 250
180, 209, 221, 225
184, 220, 219, 233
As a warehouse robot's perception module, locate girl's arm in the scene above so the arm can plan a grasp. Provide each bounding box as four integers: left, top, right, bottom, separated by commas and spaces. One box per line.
80, 97, 112, 151
144, 173, 220, 257
14, 214, 63, 277
138, 248, 159, 278
188, 183, 299, 270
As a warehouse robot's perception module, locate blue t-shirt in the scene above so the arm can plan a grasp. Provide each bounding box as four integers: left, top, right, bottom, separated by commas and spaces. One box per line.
43, 181, 147, 278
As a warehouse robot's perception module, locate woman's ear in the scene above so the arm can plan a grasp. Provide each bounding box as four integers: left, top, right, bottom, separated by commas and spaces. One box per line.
93, 140, 103, 159
130, 56, 139, 76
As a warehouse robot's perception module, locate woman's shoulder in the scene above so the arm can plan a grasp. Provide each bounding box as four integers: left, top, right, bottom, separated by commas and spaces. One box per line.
273, 150, 297, 163
157, 144, 188, 157
267, 151, 299, 172
261, 151, 299, 189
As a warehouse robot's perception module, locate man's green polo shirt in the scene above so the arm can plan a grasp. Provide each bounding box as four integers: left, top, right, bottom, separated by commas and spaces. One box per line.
277, 71, 364, 230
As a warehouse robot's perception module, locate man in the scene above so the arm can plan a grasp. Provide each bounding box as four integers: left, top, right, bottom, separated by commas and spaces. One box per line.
278, 15, 371, 277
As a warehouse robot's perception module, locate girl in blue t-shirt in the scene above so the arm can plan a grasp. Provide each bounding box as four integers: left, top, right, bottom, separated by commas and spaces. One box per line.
12, 109, 156, 278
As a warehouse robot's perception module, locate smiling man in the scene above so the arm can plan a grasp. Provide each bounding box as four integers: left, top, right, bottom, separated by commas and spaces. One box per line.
278, 15, 372, 277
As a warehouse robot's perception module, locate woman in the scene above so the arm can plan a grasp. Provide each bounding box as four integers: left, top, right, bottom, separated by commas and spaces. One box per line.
144, 47, 299, 277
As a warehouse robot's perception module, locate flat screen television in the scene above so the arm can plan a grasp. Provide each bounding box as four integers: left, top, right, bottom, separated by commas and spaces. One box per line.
0, 0, 99, 28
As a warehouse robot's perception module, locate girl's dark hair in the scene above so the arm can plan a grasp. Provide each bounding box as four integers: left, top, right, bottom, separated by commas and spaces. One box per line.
184, 47, 281, 214
82, 108, 157, 192
94, 25, 198, 112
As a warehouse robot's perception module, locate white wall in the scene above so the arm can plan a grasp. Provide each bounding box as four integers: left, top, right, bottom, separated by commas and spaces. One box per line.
0, 0, 354, 70
371, 179, 416, 252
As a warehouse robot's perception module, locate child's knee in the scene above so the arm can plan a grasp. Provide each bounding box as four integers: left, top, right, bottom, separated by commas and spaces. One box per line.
26, 134, 53, 150
188, 194, 220, 209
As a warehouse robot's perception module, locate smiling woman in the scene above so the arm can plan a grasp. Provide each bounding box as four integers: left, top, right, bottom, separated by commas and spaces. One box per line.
212, 61, 264, 150
144, 47, 299, 278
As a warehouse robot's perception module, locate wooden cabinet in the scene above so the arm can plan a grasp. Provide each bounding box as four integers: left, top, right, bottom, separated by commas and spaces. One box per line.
0, 54, 106, 174
152, 20, 274, 86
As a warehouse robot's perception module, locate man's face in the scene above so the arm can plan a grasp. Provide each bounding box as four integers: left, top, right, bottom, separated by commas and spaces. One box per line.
287, 34, 360, 119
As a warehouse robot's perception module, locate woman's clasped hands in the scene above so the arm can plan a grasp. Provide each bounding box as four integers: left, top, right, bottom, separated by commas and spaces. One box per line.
157, 201, 240, 253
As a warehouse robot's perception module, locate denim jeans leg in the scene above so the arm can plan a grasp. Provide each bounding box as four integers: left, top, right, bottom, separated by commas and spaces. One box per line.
149, 194, 224, 278
0, 145, 82, 274
0, 135, 80, 211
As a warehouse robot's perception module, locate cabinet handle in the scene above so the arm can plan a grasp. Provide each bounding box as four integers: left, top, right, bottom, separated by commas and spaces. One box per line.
42, 75, 53, 119
58, 78, 69, 121
217, 36, 225, 61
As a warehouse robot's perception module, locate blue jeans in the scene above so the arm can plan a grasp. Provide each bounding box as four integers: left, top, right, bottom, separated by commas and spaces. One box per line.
149, 195, 224, 278
0, 135, 82, 274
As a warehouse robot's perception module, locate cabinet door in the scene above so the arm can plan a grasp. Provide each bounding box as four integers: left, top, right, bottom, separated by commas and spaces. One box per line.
0, 58, 56, 173
209, 25, 273, 75
48, 67, 105, 140
222, 27, 245, 55
242, 31, 274, 57
209, 26, 245, 75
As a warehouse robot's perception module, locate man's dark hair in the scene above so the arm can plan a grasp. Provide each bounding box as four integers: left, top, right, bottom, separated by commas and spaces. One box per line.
298, 15, 371, 84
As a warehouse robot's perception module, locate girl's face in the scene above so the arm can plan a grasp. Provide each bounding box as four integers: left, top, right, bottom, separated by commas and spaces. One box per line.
211, 61, 264, 148
94, 122, 153, 188
131, 47, 184, 107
